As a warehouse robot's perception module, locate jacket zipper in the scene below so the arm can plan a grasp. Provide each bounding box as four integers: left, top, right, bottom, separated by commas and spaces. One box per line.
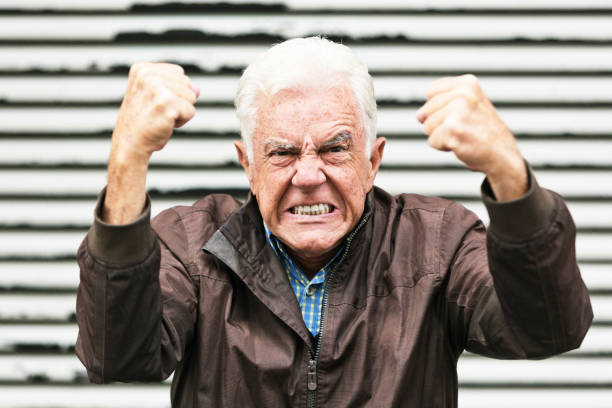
306, 213, 371, 408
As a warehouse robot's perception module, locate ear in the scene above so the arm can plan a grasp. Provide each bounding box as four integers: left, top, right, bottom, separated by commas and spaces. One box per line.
368, 137, 386, 183
234, 140, 256, 191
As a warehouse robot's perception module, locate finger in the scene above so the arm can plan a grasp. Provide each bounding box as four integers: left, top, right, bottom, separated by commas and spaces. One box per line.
163, 79, 198, 105
190, 81, 200, 99
427, 126, 453, 152
417, 88, 468, 123
152, 62, 185, 75
174, 98, 196, 128
422, 104, 448, 135
425, 74, 480, 99
424, 76, 458, 99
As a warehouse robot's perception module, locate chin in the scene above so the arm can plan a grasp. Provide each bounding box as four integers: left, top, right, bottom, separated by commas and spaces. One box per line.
287, 234, 343, 257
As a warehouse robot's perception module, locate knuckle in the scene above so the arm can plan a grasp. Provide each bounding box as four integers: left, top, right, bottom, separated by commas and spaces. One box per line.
445, 115, 464, 135
463, 73, 483, 94
182, 103, 196, 119
129, 62, 143, 76
153, 90, 174, 112
456, 88, 477, 107
461, 73, 478, 85
167, 63, 184, 74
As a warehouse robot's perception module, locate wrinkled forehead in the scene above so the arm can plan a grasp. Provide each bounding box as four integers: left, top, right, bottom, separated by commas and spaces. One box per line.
253, 84, 364, 141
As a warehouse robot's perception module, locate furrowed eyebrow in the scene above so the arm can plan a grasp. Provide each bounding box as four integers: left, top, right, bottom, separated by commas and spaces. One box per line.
264, 139, 298, 152
322, 132, 352, 148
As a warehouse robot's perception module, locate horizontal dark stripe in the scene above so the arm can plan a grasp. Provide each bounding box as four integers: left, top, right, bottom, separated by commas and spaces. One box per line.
2, 286, 610, 299
0, 287, 77, 295
2, 37, 612, 46
1, 163, 611, 171
0, 380, 168, 387
3, 68, 612, 77
1, 192, 611, 202
0, 188, 248, 201
8, 226, 612, 233
1, 131, 611, 141
1, 7, 612, 16
4, 100, 612, 109
0, 348, 74, 356
2, 72, 612, 79
459, 383, 612, 389
1, 255, 612, 265
0, 379, 608, 388
0, 315, 76, 324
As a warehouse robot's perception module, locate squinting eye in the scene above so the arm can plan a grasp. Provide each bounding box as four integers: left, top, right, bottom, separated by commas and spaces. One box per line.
272, 150, 289, 156
328, 146, 345, 153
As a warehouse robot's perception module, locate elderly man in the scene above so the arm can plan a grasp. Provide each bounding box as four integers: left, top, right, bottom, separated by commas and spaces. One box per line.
76, 37, 592, 407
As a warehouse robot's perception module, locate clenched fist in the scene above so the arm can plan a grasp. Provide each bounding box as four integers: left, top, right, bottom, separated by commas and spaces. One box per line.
104, 62, 199, 224
113, 62, 199, 159
416, 74, 527, 201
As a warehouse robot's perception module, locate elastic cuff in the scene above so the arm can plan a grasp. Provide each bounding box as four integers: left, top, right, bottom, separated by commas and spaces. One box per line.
482, 163, 556, 241
87, 186, 157, 265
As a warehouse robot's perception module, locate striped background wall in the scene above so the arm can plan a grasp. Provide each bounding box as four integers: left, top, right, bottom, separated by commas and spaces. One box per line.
0, 1, 610, 407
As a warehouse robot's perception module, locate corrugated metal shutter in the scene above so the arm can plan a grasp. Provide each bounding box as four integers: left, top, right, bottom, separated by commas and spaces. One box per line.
0, 1, 610, 407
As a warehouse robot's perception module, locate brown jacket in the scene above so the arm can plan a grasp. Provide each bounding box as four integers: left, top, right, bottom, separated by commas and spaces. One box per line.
76, 172, 592, 407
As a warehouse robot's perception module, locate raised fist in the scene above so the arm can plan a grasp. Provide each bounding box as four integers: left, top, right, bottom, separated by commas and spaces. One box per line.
416, 74, 523, 180
112, 62, 199, 159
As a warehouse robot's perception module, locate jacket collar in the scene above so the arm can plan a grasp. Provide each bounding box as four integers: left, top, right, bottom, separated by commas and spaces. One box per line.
202, 189, 376, 348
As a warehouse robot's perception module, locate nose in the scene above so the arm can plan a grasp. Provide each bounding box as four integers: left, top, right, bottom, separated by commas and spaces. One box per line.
291, 155, 326, 188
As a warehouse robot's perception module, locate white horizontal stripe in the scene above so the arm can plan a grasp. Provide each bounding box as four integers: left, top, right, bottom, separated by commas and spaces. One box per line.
1, 260, 608, 292
3, 15, 612, 41
0, 75, 236, 103
2, 139, 611, 168
0, 261, 81, 289
2, 138, 611, 167
1, 168, 611, 197
0, 229, 608, 260
3, 75, 612, 104
2, 386, 612, 408
0, 284, 610, 322
0, 350, 609, 384
1, 106, 612, 135
0, 354, 88, 382
0, 324, 609, 355
2, 0, 612, 11
1, 45, 612, 72
458, 357, 612, 384
375, 76, 612, 104
0, 385, 170, 408
459, 389, 612, 408
0, 293, 76, 321
0, 197, 610, 230
459, 201, 612, 229
0, 324, 77, 351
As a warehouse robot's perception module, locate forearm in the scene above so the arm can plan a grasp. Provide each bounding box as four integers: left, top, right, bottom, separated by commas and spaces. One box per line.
76, 195, 163, 382
484, 151, 528, 202
484, 177, 593, 356
103, 135, 152, 225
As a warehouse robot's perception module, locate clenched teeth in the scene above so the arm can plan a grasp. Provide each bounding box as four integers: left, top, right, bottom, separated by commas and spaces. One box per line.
291, 204, 332, 215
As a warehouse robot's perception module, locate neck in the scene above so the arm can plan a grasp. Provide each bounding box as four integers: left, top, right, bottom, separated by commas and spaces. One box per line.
287, 247, 337, 280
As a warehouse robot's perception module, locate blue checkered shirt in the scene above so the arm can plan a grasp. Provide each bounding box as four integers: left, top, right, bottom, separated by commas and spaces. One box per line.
264, 224, 343, 338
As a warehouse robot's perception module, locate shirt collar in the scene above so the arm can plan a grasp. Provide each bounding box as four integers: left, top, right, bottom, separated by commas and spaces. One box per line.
263, 223, 345, 276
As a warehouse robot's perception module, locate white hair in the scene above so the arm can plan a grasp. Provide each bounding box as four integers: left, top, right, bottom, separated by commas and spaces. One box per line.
235, 37, 377, 161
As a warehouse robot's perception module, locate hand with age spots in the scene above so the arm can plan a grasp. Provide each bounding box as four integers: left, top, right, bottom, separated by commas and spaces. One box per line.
416, 74, 527, 201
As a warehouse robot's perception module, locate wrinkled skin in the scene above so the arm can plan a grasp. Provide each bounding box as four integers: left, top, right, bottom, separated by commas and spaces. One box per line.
416, 74, 526, 201
235, 86, 385, 276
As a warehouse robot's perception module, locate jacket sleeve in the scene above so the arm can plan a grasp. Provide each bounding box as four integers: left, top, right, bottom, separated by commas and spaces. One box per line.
444, 165, 593, 359
75, 188, 197, 383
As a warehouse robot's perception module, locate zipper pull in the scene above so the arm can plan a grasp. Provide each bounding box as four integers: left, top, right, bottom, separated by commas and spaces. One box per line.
308, 359, 317, 391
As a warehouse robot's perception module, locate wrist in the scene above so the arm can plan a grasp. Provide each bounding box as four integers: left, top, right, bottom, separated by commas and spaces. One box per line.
485, 156, 528, 202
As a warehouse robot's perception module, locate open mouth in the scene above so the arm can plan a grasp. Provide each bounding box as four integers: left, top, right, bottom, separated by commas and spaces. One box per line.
290, 204, 333, 216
